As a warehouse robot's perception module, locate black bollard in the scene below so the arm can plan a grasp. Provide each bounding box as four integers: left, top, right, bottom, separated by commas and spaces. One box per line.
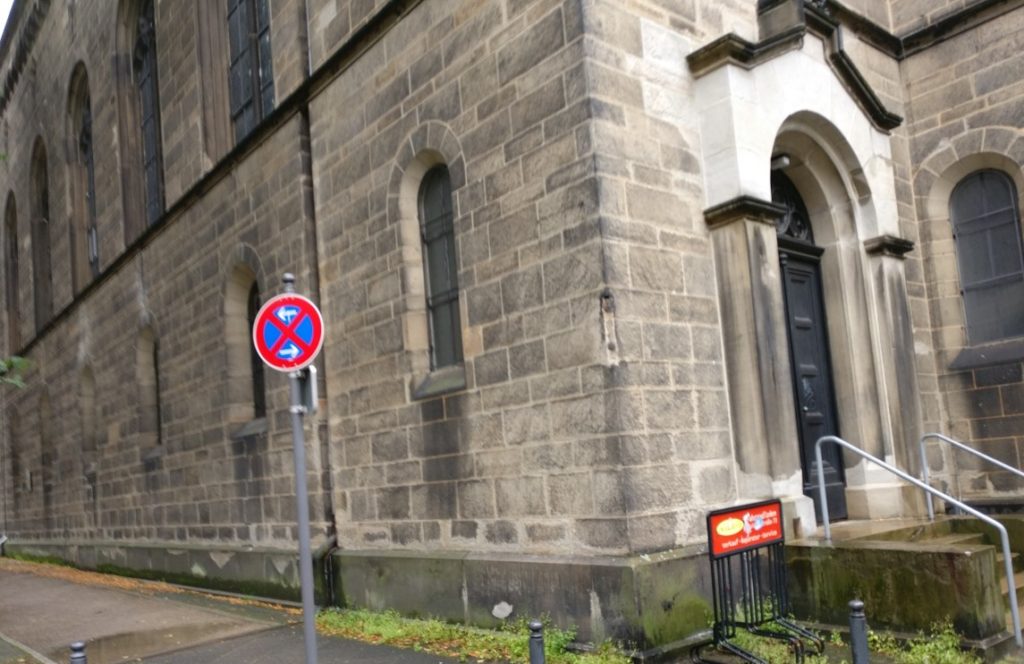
848, 600, 869, 664
529, 620, 545, 664
69, 641, 87, 664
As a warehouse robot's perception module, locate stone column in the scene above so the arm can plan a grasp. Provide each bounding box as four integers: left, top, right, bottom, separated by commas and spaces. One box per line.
705, 196, 815, 538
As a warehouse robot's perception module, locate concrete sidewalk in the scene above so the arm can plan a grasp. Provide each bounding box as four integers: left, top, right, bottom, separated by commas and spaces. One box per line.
0, 559, 457, 664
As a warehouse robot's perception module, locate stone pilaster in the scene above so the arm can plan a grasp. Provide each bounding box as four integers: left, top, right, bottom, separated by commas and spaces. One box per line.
704, 196, 815, 538
845, 234, 925, 519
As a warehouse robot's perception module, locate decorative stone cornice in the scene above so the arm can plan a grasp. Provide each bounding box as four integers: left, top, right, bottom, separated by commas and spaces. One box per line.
0, 0, 50, 117
686, 26, 806, 78
688, 3, 902, 133
704, 196, 786, 230
864, 234, 914, 258
804, 4, 902, 132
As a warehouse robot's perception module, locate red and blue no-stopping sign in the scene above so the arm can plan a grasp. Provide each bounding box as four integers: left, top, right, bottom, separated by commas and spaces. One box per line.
252, 293, 325, 372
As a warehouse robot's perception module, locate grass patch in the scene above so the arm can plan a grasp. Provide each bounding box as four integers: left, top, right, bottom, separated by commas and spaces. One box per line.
868, 622, 983, 664
316, 609, 630, 664
717, 620, 989, 664
5, 551, 76, 567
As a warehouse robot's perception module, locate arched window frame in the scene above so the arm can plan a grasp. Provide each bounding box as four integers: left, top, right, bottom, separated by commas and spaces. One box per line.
30, 138, 53, 331
227, 0, 275, 142
949, 169, 1024, 344
68, 65, 100, 292
5, 194, 20, 351
418, 165, 463, 371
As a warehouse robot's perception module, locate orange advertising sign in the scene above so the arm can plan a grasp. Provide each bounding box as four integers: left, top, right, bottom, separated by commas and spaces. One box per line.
706, 499, 784, 559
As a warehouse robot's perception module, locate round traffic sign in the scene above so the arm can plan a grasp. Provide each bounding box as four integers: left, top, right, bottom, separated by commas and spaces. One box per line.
252, 293, 325, 372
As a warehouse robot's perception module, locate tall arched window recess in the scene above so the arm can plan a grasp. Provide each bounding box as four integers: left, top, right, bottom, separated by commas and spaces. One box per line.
30, 139, 53, 330
5, 194, 20, 351
68, 65, 99, 291
134, 0, 164, 227
949, 169, 1024, 344
137, 327, 164, 447
226, 265, 266, 423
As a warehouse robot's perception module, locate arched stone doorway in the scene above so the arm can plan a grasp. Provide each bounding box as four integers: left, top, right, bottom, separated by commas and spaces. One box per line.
692, 29, 924, 535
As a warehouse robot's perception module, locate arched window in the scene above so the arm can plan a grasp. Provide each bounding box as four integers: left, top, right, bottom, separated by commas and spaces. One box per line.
134, 0, 164, 226
949, 169, 1024, 343
30, 139, 53, 330
228, 0, 275, 142
5, 194, 20, 351
418, 165, 463, 369
68, 65, 99, 292
226, 265, 265, 422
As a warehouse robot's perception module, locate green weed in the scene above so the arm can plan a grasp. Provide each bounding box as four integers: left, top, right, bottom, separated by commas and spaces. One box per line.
316, 608, 630, 664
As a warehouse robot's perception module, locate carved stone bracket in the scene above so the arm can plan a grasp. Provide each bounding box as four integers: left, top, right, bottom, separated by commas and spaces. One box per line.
864, 234, 915, 258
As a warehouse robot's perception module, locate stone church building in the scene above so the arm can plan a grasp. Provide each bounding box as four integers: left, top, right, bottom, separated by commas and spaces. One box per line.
1, 0, 1022, 654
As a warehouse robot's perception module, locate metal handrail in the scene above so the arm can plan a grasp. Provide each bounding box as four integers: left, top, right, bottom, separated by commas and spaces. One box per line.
919, 432, 1024, 521
815, 435, 1022, 648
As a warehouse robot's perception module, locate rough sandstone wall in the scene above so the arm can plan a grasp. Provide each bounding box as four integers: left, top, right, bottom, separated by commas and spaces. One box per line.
308, 0, 747, 556
901, 6, 1024, 497
0, 1, 330, 547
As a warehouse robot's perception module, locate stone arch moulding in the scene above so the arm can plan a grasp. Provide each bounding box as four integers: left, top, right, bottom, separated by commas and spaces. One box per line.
385, 121, 469, 398
691, 30, 899, 239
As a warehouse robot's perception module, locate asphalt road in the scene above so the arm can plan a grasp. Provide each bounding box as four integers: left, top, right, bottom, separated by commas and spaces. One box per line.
0, 560, 456, 664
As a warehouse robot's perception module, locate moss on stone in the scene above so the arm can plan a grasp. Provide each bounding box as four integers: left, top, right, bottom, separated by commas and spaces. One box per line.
94, 563, 301, 601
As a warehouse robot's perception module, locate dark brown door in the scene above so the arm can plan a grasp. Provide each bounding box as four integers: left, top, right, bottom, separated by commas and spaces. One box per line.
779, 241, 847, 522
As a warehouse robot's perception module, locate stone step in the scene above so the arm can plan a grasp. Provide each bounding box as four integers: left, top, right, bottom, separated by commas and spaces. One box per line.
997, 551, 1024, 574
998, 570, 1024, 599
922, 532, 987, 546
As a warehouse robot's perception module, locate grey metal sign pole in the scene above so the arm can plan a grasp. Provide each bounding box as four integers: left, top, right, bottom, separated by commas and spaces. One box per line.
283, 274, 318, 664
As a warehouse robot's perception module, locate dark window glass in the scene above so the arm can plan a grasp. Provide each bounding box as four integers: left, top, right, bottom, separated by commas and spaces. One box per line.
950, 170, 1024, 343
228, 0, 275, 143
418, 166, 462, 369
78, 93, 100, 276
5, 198, 19, 350
248, 282, 267, 417
134, 0, 164, 226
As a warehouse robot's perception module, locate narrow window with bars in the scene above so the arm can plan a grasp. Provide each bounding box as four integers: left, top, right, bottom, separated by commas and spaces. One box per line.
228, 0, 275, 143
248, 282, 267, 418
133, 0, 164, 226
418, 165, 463, 369
79, 96, 100, 277
950, 169, 1024, 343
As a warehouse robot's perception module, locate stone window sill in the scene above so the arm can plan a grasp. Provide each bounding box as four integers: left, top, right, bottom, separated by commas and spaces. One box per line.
412, 364, 466, 400
949, 338, 1024, 371
230, 416, 268, 441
